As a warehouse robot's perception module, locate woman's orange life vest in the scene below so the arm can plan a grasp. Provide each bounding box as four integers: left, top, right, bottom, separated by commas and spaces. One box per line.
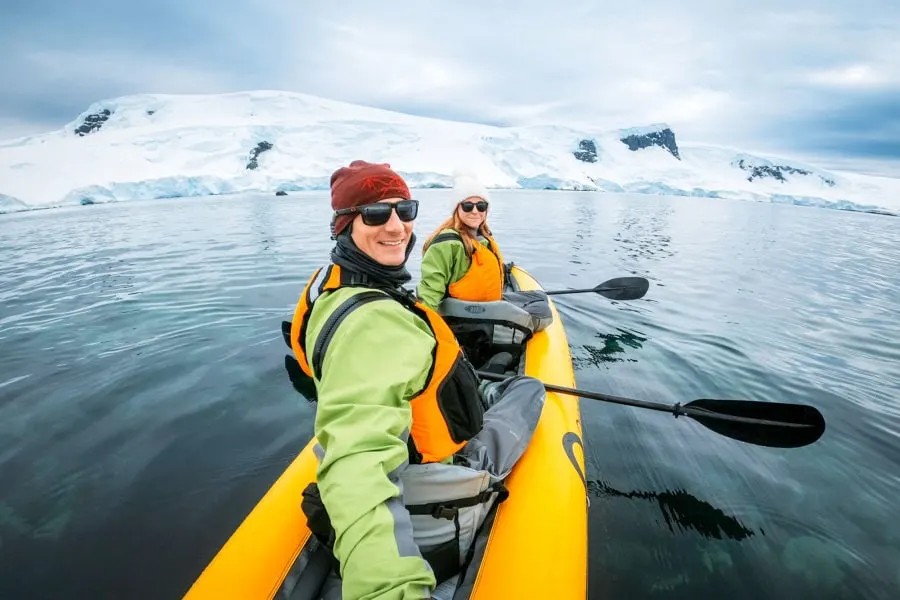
290, 264, 483, 463
446, 231, 505, 302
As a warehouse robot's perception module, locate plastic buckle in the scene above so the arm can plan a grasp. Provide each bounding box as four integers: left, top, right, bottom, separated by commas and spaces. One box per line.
432, 505, 457, 520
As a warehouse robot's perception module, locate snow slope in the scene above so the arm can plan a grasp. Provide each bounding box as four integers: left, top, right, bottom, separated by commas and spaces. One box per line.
1, 90, 897, 215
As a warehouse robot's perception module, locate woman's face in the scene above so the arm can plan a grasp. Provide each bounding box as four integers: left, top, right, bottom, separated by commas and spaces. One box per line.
351, 198, 415, 266
456, 196, 488, 229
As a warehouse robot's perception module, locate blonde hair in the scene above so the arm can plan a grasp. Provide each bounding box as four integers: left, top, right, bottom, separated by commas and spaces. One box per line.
423, 203, 492, 256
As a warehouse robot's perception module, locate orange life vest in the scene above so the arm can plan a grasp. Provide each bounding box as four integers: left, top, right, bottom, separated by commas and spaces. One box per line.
438, 231, 505, 302
290, 264, 483, 463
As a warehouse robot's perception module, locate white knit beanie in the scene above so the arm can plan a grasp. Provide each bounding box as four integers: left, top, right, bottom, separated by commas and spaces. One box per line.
453, 171, 490, 202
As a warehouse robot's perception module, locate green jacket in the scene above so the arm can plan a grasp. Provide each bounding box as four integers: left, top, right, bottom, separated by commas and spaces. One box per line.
306, 286, 437, 600
417, 229, 490, 309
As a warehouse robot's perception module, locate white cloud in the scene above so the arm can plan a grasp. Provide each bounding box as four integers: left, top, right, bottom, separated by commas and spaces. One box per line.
1, 0, 899, 163
808, 64, 893, 89
21, 49, 235, 95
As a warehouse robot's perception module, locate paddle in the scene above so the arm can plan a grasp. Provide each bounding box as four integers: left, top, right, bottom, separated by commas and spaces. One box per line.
476, 371, 825, 448
544, 276, 649, 300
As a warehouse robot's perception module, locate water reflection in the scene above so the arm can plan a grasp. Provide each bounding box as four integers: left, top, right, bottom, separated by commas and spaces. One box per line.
572, 327, 647, 368
612, 204, 675, 285
588, 479, 757, 541
0, 469, 80, 543
569, 199, 596, 269
249, 195, 276, 253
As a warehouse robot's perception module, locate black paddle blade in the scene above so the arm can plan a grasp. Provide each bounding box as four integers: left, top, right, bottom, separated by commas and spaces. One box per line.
544, 276, 649, 299
683, 399, 825, 448
595, 277, 650, 301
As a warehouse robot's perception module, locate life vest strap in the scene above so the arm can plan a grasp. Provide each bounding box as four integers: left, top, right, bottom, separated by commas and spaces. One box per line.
307, 286, 420, 379
431, 231, 463, 246
310, 291, 391, 378
405, 481, 509, 520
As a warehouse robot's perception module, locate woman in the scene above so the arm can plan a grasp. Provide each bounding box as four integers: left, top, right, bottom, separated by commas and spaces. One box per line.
417, 173, 505, 310
288, 160, 544, 600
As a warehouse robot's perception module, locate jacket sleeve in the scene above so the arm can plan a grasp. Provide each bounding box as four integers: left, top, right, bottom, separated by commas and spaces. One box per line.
417, 238, 468, 309
313, 298, 437, 600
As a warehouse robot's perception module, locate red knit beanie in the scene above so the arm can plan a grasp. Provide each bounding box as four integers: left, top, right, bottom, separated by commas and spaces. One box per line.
330, 160, 411, 237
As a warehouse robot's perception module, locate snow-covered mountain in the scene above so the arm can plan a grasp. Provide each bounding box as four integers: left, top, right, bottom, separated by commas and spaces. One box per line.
1, 90, 898, 215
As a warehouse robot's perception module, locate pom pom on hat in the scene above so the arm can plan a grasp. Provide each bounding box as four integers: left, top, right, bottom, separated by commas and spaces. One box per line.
453, 170, 490, 202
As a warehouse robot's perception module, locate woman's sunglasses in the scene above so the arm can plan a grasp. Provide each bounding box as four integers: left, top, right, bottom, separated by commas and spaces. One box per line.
460, 200, 489, 213
333, 199, 419, 227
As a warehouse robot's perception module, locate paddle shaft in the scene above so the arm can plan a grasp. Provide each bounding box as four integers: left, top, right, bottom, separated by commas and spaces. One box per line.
476, 371, 810, 429
477, 371, 673, 412
545, 288, 604, 296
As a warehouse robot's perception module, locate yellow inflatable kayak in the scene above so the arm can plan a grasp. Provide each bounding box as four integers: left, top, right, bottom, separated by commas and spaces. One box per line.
185, 265, 587, 599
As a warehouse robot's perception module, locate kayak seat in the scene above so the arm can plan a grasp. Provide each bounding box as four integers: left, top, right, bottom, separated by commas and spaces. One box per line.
436, 293, 552, 371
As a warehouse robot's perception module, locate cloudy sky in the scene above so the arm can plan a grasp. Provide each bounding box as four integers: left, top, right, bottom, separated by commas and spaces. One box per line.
3, 0, 899, 173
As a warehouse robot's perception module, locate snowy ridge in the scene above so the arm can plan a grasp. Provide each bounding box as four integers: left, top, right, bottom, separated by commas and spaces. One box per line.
1, 90, 897, 215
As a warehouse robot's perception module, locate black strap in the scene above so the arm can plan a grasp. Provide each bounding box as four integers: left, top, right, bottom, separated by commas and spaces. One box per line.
311, 291, 391, 377
406, 437, 423, 465
342, 269, 374, 287
431, 231, 463, 245
281, 320, 292, 349
405, 481, 509, 520
313, 263, 376, 296
288, 266, 412, 358
379, 285, 419, 307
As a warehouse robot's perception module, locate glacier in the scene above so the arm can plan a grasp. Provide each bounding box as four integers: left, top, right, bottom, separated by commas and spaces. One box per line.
1, 90, 898, 216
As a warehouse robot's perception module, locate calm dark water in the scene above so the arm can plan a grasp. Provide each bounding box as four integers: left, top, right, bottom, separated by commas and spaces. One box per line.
1, 191, 898, 599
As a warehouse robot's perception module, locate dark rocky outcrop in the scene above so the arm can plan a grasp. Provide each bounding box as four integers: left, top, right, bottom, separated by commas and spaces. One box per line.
275, 190, 288, 196
246, 141, 273, 170
74, 109, 111, 136
620, 127, 680, 160
573, 139, 598, 163
734, 159, 836, 187
863, 209, 897, 217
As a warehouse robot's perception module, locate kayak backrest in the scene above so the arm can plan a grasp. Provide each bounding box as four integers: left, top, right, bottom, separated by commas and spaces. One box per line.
437, 291, 552, 334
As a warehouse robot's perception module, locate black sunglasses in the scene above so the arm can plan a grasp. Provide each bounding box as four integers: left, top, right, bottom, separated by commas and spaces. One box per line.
460, 200, 488, 213
334, 199, 419, 227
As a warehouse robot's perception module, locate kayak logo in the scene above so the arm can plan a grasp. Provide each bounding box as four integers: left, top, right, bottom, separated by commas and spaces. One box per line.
562, 432, 586, 489
464, 305, 486, 314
